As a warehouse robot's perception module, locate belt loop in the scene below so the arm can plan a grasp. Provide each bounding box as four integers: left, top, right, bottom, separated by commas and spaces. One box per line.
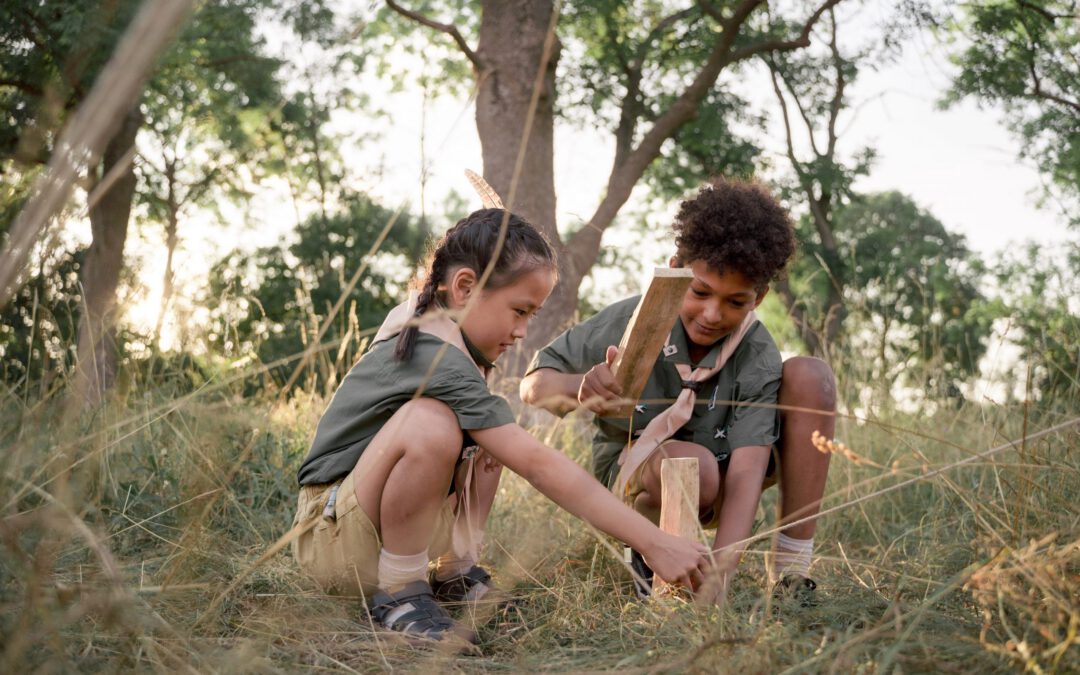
322, 483, 341, 522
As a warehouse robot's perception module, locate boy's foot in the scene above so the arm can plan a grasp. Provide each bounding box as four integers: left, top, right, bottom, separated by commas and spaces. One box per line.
627, 547, 654, 600
772, 574, 818, 608
430, 565, 498, 604
369, 580, 474, 644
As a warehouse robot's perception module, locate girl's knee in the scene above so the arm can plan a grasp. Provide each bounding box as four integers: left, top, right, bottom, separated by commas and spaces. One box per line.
396, 398, 464, 461
781, 356, 836, 410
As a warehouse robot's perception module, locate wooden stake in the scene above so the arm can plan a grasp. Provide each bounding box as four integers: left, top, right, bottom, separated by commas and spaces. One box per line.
606, 267, 693, 417
655, 456, 699, 594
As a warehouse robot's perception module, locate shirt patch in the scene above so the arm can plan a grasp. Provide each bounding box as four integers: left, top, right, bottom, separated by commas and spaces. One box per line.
663, 344, 678, 357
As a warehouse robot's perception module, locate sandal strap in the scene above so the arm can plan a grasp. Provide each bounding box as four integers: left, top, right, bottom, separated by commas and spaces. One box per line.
369, 581, 454, 638
432, 565, 494, 603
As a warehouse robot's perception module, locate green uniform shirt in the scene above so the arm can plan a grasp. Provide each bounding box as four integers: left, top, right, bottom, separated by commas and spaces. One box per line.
527, 295, 782, 487
298, 333, 515, 485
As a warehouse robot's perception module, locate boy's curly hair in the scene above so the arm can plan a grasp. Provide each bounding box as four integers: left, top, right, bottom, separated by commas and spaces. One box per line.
672, 177, 796, 288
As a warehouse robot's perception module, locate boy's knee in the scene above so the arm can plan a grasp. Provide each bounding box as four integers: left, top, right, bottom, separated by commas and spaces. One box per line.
781, 356, 836, 410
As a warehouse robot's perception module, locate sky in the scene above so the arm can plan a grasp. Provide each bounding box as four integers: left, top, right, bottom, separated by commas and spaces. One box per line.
121, 1, 1073, 348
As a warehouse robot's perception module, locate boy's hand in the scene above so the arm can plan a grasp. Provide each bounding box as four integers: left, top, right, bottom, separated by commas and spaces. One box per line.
578, 345, 623, 414
642, 532, 710, 591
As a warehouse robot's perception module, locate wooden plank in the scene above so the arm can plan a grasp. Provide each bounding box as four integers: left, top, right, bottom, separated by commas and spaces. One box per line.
655, 457, 700, 595
606, 267, 693, 418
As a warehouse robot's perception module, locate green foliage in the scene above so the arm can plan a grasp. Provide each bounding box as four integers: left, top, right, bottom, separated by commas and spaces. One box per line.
943, 1, 1080, 224
137, 0, 286, 225
992, 239, 1080, 405
560, 1, 763, 198
0, 243, 83, 392
204, 193, 421, 392
790, 191, 993, 394
0, 0, 142, 163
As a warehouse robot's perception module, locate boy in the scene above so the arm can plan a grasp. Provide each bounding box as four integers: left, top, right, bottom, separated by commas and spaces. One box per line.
519, 178, 836, 604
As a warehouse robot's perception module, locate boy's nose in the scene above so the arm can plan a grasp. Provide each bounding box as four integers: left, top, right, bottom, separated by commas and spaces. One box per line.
703, 303, 723, 324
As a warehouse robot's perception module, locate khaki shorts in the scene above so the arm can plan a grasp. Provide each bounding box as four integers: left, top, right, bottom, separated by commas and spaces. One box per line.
291, 466, 455, 598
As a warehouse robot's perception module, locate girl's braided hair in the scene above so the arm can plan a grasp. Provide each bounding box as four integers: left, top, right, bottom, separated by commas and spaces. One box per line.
394, 208, 558, 361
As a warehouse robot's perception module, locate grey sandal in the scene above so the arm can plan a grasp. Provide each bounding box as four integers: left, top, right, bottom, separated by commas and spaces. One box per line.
369, 580, 467, 642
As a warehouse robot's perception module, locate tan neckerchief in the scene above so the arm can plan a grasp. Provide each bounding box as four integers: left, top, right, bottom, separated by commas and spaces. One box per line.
372, 292, 490, 560
612, 310, 759, 499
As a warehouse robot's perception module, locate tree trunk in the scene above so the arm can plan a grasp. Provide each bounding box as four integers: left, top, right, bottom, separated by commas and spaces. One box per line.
475, 0, 570, 365
154, 158, 178, 346
71, 108, 142, 408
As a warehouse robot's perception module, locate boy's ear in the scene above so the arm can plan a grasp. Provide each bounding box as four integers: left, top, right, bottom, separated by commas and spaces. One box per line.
753, 287, 769, 308
447, 266, 478, 305
669, 255, 682, 268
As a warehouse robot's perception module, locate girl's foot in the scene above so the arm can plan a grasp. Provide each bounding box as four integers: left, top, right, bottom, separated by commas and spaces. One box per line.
369, 580, 475, 644
430, 565, 498, 604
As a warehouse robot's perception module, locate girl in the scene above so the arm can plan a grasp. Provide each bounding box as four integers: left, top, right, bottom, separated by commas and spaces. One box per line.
293, 209, 709, 643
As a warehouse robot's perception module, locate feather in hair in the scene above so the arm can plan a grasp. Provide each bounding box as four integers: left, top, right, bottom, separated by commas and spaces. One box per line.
465, 169, 505, 210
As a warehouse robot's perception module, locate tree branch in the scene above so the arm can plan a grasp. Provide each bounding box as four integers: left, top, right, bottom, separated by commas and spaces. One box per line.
726, 0, 842, 64
1028, 60, 1080, 113
825, 9, 844, 158
566, 0, 844, 275
611, 7, 698, 171
0, 78, 45, 98
776, 66, 821, 157
385, 0, 483, 72
1017, 0, 1075, 23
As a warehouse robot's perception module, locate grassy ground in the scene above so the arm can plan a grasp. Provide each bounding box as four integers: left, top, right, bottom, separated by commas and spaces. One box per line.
1, 377, 1077, 673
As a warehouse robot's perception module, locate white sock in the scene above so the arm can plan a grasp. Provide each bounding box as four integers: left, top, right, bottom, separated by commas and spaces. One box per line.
769, 533, 814, 583
377, 548, 430, 593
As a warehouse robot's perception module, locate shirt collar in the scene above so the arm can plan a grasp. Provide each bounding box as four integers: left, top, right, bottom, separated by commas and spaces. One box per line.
664, 318, 728, 369
460, 328, 497, 370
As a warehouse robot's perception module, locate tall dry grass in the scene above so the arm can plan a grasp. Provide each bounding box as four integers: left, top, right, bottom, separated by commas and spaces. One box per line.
1, 353, 1077, 672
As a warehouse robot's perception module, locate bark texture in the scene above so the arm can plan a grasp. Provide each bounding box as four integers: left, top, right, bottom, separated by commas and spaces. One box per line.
71, 108, 142, 407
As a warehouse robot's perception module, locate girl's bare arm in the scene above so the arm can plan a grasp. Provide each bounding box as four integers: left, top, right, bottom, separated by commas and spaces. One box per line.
471, 422, 709, 589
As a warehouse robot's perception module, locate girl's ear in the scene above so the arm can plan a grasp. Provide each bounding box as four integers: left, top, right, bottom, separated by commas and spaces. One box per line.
446, 266, 478, 307
669, 255, 682, 268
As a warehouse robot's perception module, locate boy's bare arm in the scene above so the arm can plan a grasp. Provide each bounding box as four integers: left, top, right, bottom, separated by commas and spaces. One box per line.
520, 346, 623, 416
519, 369, 583, 416
707, 445, 771, 577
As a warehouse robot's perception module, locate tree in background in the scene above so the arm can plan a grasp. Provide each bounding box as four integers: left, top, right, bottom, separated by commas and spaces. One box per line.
136, 1, 283, 345
790, 191, 993, 398
380, 0, 847, 363
992, 239, 1079, 406
0, 0, 333, 405
204, 193, 421, 393
943, 0, 1079, 226
764, 6, 872, 358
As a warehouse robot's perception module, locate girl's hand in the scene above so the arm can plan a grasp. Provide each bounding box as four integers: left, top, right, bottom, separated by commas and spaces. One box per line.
694, 548, 737, 606
577, 345, 623, 414
641, 533, 711, 591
